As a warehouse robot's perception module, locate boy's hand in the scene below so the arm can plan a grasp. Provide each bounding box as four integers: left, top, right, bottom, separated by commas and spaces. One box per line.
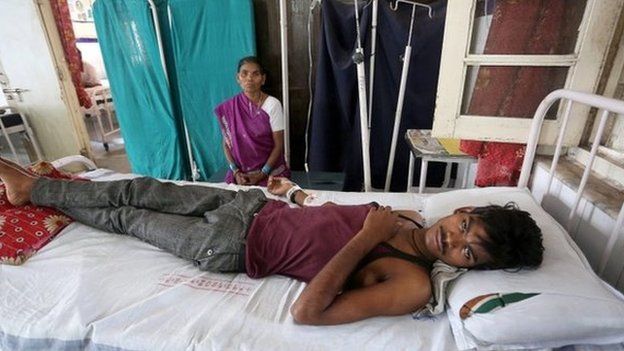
267, 176, 294, 196
362, 206, 402, 243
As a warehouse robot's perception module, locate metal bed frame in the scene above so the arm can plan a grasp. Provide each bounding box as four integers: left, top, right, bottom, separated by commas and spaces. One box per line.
519, 89, 624, 277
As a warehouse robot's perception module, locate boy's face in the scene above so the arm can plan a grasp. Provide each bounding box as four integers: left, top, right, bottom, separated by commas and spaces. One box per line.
424, 209, 493, 268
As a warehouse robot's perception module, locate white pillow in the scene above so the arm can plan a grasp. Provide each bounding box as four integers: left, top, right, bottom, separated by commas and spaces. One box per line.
423, 187, 624, 350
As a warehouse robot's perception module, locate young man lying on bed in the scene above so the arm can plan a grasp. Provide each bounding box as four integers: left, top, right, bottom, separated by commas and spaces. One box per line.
0, 158, 544, 326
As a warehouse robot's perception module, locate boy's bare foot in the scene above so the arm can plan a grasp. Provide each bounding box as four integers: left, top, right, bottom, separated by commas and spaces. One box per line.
0, 158, 38, 206
0, 157, 38, 177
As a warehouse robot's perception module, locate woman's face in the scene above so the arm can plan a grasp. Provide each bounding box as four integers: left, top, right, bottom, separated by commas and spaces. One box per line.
236, 62, 265, 95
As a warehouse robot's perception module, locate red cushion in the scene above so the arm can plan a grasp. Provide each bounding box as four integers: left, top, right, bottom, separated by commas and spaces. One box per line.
0, 161, 83, 265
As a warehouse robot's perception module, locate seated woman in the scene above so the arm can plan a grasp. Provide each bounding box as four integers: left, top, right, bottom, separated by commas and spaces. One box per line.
0, 158, 543, 326
215, 56, 290, 186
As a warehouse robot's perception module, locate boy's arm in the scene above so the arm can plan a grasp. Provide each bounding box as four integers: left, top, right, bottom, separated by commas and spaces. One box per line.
267, 176, 309, 206
292, 270, 431, 325
267, 176, 337, 207
290, 207, 430, 325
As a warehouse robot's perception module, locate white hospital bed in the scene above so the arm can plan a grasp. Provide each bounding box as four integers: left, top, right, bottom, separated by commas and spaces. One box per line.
1, 90, 624, 350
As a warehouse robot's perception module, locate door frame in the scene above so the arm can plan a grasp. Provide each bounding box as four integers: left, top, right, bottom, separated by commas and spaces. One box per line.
32, 0, 93, 159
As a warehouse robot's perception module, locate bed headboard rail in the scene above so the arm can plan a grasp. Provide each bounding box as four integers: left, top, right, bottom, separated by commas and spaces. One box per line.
519, 89, 624, 275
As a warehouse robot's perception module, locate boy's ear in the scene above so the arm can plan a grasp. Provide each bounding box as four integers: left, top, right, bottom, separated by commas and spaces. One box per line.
454, 206, 475, 214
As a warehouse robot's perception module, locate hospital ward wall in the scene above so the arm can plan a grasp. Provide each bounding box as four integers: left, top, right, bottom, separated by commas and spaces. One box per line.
0, 2, 84, 161
251, 0, 320, 171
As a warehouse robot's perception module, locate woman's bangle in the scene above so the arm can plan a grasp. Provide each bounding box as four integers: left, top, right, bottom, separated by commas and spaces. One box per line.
261, 164, 272, 175
285, 184, 302, 204
229, 163, 239, 173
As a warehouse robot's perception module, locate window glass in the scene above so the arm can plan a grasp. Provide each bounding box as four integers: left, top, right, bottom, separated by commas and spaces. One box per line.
470, 0, 587, 55
462, 65, 568, 119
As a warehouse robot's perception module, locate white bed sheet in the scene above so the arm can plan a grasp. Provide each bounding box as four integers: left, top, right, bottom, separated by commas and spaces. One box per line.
0, 169, 622, 351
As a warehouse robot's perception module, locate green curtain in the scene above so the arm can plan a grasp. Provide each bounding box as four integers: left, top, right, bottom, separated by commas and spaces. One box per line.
93, 0, 189, 179
94, 0, 256, 180
158, 0, 256, 180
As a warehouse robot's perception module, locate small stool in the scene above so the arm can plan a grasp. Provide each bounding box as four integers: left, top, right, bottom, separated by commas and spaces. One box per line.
405, 129, 477, 193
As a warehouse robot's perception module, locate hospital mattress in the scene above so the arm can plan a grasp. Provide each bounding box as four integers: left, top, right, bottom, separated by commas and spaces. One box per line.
0, 169, 622, 351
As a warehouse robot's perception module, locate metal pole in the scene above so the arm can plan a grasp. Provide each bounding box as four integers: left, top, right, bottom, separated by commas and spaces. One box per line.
279, 0, 291, 166
566, 109, 610, 233
353, 0, 372, 191
384, 4, 416, 191
147, 0, 199, 181
367, 0, 378, 129
542, 99, 573, 204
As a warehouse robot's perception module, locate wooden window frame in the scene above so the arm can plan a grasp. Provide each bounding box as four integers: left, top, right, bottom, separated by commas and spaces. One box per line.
432, 0, 624, 146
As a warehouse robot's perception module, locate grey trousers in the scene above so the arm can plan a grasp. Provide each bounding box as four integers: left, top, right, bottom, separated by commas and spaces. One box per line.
31, 177, 268, 272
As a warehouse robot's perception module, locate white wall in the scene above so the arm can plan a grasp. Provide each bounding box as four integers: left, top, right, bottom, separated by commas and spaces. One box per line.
0, 1, 84, 161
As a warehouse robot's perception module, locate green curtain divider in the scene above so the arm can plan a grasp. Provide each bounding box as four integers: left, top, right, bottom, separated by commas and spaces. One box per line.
94, 0, 255, 180
93, 0, 189, 179
158, 0, 256, 180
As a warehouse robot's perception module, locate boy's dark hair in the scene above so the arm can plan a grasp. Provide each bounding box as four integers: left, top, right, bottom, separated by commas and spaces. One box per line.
471, 202, 544, 270
237, 56, 265, 74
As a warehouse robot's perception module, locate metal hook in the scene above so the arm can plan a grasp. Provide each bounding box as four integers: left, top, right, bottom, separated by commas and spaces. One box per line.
390, 0, 433, 18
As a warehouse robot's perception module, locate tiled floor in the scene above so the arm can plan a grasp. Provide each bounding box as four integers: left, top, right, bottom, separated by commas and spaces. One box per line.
89, 131, 131, 174
85, 115, 131, 174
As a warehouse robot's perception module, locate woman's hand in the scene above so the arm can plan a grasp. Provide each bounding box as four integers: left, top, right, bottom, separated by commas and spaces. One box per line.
267, 176, 294, 196
234, 171, 250, 185
245, 172, 267, 185
361, 206, 402, 243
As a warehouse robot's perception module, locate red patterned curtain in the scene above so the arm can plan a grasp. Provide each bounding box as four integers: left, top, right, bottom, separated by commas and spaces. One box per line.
50, 0, 92, 108
460, 0, 582, 186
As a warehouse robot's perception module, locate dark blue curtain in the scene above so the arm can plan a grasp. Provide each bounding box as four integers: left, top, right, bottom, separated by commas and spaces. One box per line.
309, 0, 447, 191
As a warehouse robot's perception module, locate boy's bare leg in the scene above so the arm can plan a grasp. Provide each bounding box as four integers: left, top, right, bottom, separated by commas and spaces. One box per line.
0, 158, 38, 206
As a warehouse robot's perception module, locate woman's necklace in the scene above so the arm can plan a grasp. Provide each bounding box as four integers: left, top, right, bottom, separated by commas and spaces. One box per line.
248, 92, 265, 116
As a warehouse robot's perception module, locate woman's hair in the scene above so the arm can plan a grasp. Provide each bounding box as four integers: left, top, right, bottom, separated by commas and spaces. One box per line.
237, 56, 265, 74
471, 202, 544, 270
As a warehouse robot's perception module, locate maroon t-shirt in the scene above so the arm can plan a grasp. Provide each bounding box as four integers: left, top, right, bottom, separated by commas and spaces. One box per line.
245, 201, 374, 282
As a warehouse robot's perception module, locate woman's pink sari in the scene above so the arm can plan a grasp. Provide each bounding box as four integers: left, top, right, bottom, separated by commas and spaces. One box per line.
215, 93, 290, 185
